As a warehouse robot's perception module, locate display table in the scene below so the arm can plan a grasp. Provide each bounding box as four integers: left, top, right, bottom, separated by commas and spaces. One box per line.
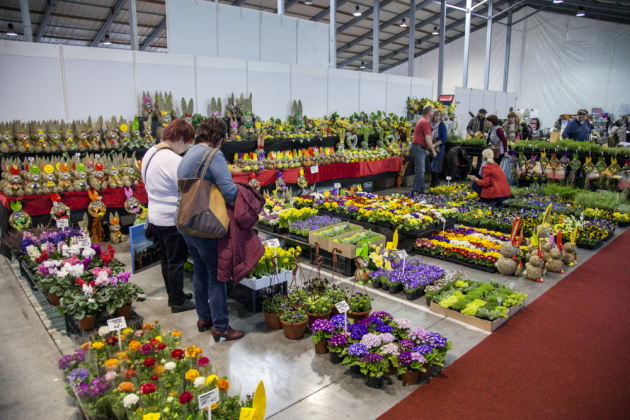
232, 157, 403, 187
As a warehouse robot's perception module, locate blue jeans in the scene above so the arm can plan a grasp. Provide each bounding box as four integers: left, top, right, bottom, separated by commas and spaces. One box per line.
410, 144, 427, 193
431, 144, 445, 172
179, 233, 230, 331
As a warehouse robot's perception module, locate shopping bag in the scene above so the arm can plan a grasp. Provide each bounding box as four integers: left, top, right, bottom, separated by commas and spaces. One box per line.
501, 158, 515, 185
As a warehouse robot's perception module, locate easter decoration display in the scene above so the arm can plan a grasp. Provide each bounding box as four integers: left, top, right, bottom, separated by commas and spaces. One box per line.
495, 218, 525, 276
72, 161, 90, 192
49, 193, 70, 222
3, 163, 24, 196
9, 200, 31, 231
87, 189, 107, 243
24, 163, 44, 195
545, 231, 564, 274
123, 187, 141, 219
108, 211, 128, 244
249, 172, 261, 191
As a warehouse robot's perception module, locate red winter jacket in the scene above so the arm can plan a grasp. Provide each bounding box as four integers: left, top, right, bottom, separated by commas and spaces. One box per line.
477, 163, 511, 199
218, 183, 265, 284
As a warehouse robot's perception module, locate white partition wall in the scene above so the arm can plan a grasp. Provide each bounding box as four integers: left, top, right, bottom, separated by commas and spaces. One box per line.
454, 87, 518, 135
296, 20, 329, 67
166, 0, 218, 58
217, 5, 260, 61
0, 40, 435, 125
260, 14, 298, 65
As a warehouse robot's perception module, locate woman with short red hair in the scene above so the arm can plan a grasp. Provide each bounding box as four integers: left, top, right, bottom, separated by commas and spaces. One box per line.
141, 118, 196, 313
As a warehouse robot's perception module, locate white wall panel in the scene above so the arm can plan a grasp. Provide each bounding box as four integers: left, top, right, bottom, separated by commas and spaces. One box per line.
483, 90, 497, 116
291, 65, 328, 118
360, 72, 387, 115
411, 78, 434, 100
260, 14, 297, 65
218, 5, 260, 61
386, 75, 411, 116
247, 61, 291, 121
455, 87, 471, 135
494, 92, 508, 118
62, 45, 136, 122
0, 41, 66, 121
296, 20, 328, 68
135, 52, 195, 117
328, 69, 360, 117
166, 0, 217, 57
196, 57, 247, 118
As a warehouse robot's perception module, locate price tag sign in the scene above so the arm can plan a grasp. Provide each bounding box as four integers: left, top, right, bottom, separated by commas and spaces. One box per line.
27, 157, 34, 162
310, 165, 319, 174
198, 389, 220, 410
334, 183, 341, 189
335, 226, 340, 231
95, 154, 100, 159
509, 283, 514, 290
263, 238, 280, 248
361, 232, 365, 237
446, 176, 451, 181
497, 297, 502, 305
22, 119, 27, 124
397, 250, 408, 259
107, 316, 127, 331
289, 197, 295, 204
364, 182, 373, 188
335, 301, 350, 313
438, 215, 446, 223
56, 219, 69, 229
78, 237, 91, 248
75, 153, 81, 157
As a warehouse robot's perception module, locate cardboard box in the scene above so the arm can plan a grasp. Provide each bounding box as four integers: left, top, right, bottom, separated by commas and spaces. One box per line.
329, 229, 387, 258
308, 222, 359, 252
430, 301, 511, 332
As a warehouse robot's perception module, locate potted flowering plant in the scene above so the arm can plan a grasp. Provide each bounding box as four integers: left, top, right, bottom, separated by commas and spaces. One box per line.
311, 318, 334, 354
327, 333, 349, 364
279, 307, 308, 339
261, 294, 287, 330
347, 293, 372, 321
392, 351, 427, 385
327, 284, 349, 314
341, 342, 369, 375
100, 271, 145, 319
359, 353, 389, 388
304, 295, 333, 326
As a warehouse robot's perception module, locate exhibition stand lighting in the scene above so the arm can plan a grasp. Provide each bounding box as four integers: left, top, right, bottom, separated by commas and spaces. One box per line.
354, 5, 362, 16
400, 18, 408, 28
553, 0, 563, 3
360, 61, 366, 69
6, 23, 17, 36
304, 0, 313, 4
103, 34, 112, 45
576, 6, 585, 16
432, 26, 439, 35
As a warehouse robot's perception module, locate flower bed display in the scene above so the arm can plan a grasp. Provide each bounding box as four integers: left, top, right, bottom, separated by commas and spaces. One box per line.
58, 320, 264, 420
289, 215, 341, 240
369, 259, 446, 300
239, 245, 300, 290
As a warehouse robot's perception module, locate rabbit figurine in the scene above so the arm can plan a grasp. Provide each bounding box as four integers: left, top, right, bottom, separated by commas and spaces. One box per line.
47, 120, 66, 152
9, 200, 31, 231
129, 118, 142, 149
141, 91, 153, 118
50, 193, 70, 222
15, 120, 30, 153
72, 162, 89, 192
73, 120, 89, 152
104, 117, 118, 150
42, 162, 60, 194
29, 121, 46, 152
107, 157, 123, 188
156, 94, 172, 140
121, 158, 139, 187
152, 90, 161, 120
225, 93, 235, 118
0, 122, 16, 153
60, 120, 77, 152
56, 159, 74, 192
293, 100, 304, 126
109, 211, 128, 244
123, 187, 141, 216
24, 163, 44, 195
87, 189, 107, 220
181, 97, 194, 124
3, 163, 24, 197
142, 115, 155, 147
89, 161, 107, 190
211, 97, 222, 118
118, 116, 130, 148
238, 94, 253, 141
229, 117, 238, 141
525, 255, 543, 282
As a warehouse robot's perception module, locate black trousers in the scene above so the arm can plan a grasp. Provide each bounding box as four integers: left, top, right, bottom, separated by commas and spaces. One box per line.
155, 225, 188, 306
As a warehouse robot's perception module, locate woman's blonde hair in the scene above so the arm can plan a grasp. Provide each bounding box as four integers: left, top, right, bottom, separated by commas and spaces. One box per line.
482, 148, 495, 164
433, 110, 443, 122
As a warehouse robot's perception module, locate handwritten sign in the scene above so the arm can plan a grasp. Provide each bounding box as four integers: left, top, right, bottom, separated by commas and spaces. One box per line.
107, 316, 127, 331
397, 250, 408, 259
56, 219, 69, 229
509, 283, 514, 290
310, 165, 319, 174
335, 301, 350, 313
497, 297, 502, 305
27, 156, 34, 162
289, 197, 295, 204
263, 239, 280, 248
95, 154, 101, 159
78, 237, 91, 248
75, 153, 81, 157
334, 183, 341, 189
198, 389, 220, 410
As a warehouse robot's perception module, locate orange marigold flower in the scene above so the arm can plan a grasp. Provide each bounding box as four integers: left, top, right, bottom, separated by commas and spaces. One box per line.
129, 340, 141, 352
143, 324, 154, 331
211, 403, 218, 412
154, 365, 165, 374
194, 347, 202, 355
171, 331, 182, 337
125, 369, 137, 379
117, 382, 135, 392
216, 379, 230, 392
105, 359, 119, 369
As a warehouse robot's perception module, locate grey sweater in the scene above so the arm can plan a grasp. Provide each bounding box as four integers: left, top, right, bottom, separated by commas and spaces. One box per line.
177, 144, 238, 203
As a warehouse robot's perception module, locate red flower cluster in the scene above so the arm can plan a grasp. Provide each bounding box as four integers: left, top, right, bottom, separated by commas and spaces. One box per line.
101, 245, 116, 265
125, 369, 137, 379
140, 382, 156, 395
157, 343, 167, 351
35, 250, 48, 263
106, 337, 118, 347
149, 339, 159, 346
143, 358, 156, 368
75, 278, 95, 288
171, 349, 185, 360
150, 375, 158, 381
197, 357, 210, 367
179, 391, 194, 405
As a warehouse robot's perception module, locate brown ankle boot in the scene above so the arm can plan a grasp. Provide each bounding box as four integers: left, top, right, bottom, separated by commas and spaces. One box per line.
212, 327, 245, 342
197, 320, 213, 333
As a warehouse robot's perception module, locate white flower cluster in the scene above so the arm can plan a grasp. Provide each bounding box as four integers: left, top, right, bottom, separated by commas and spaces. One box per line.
82, 247, 96, 258
164, 362, 176, 371
98, 326, 110, 336
94, 271, 109, 286
61, 243, 82, 257
26, 245, 40, 259
42, 260, 62, 275
56, 262, 84, 278
194, 377, 206, 388
122, 393, 139, 408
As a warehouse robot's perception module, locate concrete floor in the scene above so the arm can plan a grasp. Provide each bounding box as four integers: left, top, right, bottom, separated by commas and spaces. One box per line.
2, 184, 624, 420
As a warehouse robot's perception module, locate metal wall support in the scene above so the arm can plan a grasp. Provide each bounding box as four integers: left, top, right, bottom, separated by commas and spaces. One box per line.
330, 0, 336, 68
408, 0, 416, 76
503, 6, 512, 92
128, 0, 139, 50
483, 0, 493, 89
277, 0, 284, 15
462, 0, 472, 87
438, 0, 446, 96
373, 0, 379, 73
19, 0, 33, 42
35, 0, 55, 43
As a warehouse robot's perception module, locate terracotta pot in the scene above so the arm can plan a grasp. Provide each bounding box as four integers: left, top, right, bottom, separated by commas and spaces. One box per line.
347, 309, 372, 322
48, 292, 61, 306
116, 304, 133, 320
331, 307, 340, 316
314, 341, 329, 354
384, 361, 396, 376
78, 316, 96, 331
401, 370, 419, 385
418, 363, 432, 378
329, 351, 343, 364
280, 319, 308, 340
366, 376, 383, 389
262, 310, 282, 330
305, 310, 332, 327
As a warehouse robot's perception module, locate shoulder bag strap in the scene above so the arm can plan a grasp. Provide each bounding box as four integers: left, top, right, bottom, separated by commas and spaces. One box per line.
142, 143, 176, 181
195, 148, 220, 180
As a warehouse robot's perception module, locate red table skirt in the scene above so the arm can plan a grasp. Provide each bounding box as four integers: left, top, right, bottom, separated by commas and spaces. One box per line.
232, 157, 403, 187
0, 185, 148, 216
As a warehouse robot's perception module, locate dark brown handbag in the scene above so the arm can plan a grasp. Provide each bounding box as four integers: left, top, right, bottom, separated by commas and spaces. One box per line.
176, 148, 229, 238
488, 143, 501, 159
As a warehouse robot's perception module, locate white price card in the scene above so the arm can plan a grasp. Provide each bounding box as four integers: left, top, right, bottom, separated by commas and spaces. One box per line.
198, 389, 220, 410
335, 301, 350, 313
56, 219, 69, 229
335, 226, 340, 231
334, 183, 341, 189
509, 283, 514, 290
78, 237, 91, 248
75, 153, 81, 157
107, 316, 127, 331
446, 176, 452, 181
95, 154, 100, 159
397, 250, 408, 259
310, 165, 319, 174
263, 238, 280, 248
289, 197, 295, 204
438, 215, 446, 223
27, 156, 34, 162
497, 297, 502, 304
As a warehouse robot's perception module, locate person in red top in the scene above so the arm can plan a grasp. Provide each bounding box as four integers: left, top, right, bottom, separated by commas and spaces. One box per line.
410, 105, 438, 194
468, 149, 511, 204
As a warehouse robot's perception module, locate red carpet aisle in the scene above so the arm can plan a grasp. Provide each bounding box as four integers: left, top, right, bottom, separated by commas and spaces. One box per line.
379, 228, 630, 420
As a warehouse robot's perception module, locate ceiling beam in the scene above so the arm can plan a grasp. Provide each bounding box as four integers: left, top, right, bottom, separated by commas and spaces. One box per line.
139, 16, 165, 51
234, 0, 247, 6
284, 0, 301, 12
310, 0, 349, 21
336, 0, 396, 34
35, 0, 55, 42
527, 0, 630, 16
90, 0, 126, 47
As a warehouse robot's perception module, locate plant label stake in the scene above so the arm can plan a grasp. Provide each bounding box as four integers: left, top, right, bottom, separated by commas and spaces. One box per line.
335, 300, 350, 331
78, 237, 91, 248
509, 283, 514, 290
397, 250, 407, 274
438, 215, 446, 234
498, 296, 502, 305
263, 239, 280, 273
107, 316, 127, 351
75, 153, 81, 157
446, 176, 451, 186
595, 209, 598, 220
56, 218, 69, 229
198, 388, 220, 411
334, 183, 341, 189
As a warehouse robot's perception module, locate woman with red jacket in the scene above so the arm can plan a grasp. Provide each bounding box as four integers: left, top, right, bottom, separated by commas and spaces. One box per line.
468, 149, 511, 204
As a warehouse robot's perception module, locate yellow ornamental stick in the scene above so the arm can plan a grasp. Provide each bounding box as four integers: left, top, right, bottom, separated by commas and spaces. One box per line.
570, 227, 578, 245
542, 203, 552, 226
239, 381, 267, 420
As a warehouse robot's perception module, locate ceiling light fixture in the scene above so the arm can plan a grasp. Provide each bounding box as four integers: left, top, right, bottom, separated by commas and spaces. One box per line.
552, 0, 563, 3
304, 0, 313, 4
6, 23, 17, 36
360, 61, 366, 69
353, 5, 362, 16
432, 26, 439, 35
399, 18, 408, 28
103, 34, 112, 45
576, 6, 585, 16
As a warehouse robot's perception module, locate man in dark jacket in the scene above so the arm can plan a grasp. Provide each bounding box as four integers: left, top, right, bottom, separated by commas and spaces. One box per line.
467, 109, 489, 137
562, 109, 592, 142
